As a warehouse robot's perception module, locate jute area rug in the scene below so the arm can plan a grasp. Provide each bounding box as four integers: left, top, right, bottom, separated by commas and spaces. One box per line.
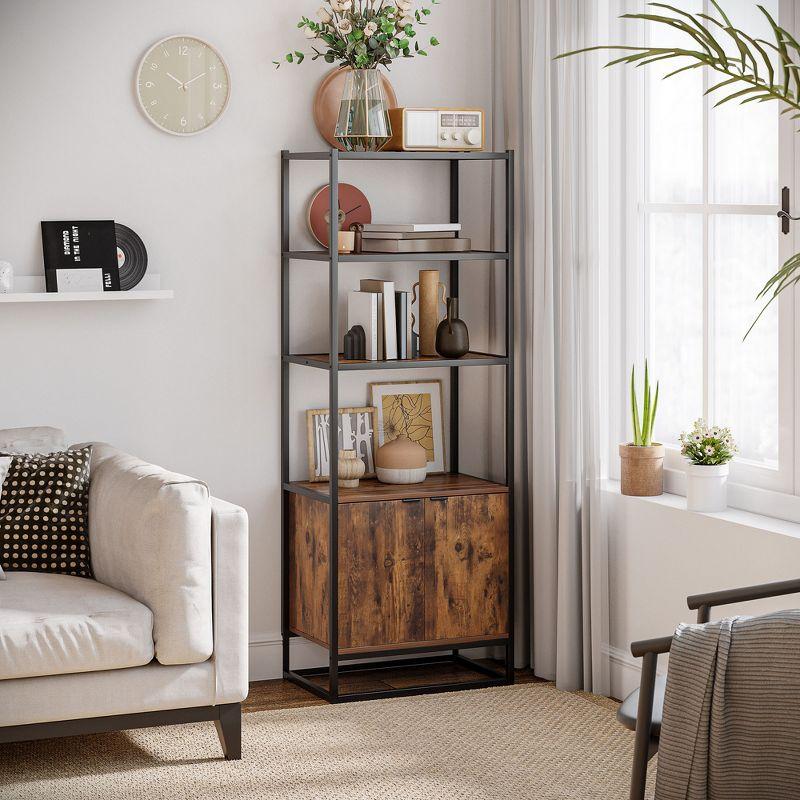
0, 682, 656, 800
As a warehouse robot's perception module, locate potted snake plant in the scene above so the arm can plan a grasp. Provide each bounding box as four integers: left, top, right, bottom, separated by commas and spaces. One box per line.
620, 362, 663, 497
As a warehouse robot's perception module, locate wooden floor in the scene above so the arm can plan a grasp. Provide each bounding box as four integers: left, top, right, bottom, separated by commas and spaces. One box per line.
245, 660, 540, 713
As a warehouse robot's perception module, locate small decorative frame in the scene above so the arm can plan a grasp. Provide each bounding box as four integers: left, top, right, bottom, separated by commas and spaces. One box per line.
369, 380, 446, 474
306, 406, 377, 483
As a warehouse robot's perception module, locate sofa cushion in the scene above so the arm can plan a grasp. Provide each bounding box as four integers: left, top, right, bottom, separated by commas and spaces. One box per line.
0, 447, 92, 578
0, 427, 65, 455
88, 447, 213, 666
0, 572, 154, 681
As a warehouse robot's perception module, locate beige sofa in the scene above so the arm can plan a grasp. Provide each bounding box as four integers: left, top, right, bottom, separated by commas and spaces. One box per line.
0, 427, 249, 759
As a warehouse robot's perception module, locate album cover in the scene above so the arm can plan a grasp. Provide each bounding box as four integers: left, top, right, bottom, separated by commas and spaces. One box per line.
41, 220, 121, 293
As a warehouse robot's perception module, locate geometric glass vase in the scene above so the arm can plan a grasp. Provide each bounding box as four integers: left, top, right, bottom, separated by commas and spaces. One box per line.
335, 69, 392, 152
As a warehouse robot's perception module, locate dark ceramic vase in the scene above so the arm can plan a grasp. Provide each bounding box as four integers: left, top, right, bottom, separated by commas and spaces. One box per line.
435, 298, 470, 359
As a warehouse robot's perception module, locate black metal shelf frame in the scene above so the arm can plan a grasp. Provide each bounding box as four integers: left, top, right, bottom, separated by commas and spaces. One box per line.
280, 148, 516, 702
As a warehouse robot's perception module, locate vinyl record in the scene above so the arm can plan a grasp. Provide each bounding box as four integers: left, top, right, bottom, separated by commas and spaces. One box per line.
115, 224, 148, 291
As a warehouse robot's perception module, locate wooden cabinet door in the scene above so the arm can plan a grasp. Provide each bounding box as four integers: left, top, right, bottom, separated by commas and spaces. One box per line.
424, 494, 509, 641
338, 499, 426, 650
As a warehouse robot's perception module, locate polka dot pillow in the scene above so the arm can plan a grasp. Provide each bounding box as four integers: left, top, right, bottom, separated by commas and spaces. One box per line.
0, 447, 92, 578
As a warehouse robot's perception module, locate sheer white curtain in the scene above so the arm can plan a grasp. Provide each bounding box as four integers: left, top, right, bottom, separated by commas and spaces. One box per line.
492, 0, 617, 694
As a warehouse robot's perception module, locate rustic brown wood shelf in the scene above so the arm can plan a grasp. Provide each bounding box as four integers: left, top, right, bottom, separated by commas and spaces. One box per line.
280, 149, 516, 703
285, 473, 509, 505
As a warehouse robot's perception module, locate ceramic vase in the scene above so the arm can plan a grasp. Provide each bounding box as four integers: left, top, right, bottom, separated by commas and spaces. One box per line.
335, 69, 392, 152
375, 437, 427, 485
685, 463, 729, 512
412, 270, 447, 357
619, 443, 664, 497
435, 297, 470, 359
338, 449, 366, 489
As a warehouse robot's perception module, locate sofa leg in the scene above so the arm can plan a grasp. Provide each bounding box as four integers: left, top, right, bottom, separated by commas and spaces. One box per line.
215, 703, 242, 760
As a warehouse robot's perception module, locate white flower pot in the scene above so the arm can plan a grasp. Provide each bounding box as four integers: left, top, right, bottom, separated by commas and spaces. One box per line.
685, 463, 729, 512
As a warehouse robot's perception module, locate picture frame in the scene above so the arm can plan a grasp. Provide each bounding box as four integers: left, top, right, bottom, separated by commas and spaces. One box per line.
306, 406, 377, 483
369, 380, 446, 474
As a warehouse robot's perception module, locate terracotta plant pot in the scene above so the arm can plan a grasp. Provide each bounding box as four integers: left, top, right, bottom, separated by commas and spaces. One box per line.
619, 443, 664, 497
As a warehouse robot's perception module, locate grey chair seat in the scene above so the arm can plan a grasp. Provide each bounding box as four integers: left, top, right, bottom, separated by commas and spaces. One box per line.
617, 674, 667, 737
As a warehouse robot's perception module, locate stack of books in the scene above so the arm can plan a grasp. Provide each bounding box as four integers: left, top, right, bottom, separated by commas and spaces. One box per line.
347, 279, 414, 361
361, 223, 471, 253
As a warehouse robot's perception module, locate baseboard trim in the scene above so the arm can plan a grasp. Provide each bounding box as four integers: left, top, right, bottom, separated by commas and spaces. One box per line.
604, 643, 666, 701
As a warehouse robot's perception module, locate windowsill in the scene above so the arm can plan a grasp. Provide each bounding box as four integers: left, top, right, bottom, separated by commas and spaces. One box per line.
603, 479, 800, 542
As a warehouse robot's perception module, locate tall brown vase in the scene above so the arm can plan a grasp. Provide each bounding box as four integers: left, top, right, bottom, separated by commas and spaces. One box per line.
412, 270, 447, 357
619, 443, 664, 497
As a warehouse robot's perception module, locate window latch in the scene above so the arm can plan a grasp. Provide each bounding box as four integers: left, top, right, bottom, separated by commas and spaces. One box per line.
778, 187, 800, 234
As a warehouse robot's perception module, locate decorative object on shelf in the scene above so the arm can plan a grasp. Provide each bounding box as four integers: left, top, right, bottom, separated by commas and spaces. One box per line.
680, 419, 738, 513
41, 221, 121, 293
619, 362, 663, 497
395, 291, 412, 360
375, 436, 427, 485
335, 68, 392, 152
386, 108, 485, 152
370, 380, 445, 474
0, 262, 13, 294
338, 230, 355, 254
114, 224, 148, 290
343, 325, 366, 360
307, 406, 377, 483
337, 449, 366, 489
308, 183, 372, 249
350, 222, 364, 254
361, 223, 467, 254
360, 279, 397, 359
312, 68, 398, 151
136, 35, 230, 136
412, 269, 447, 357
276, 3, 442, 151
347, 292, 381, 361
436, 297, 470, 359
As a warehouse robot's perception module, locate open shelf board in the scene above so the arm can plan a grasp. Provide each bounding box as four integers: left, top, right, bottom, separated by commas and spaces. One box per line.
285, 473, 509, 505
284, 351, 508, 371
0, 290, 174, 304
286, 250, 509, 263
283, 151, 511, 162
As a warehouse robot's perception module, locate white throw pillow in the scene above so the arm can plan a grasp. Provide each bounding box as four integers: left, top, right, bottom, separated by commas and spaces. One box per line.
0, 456, 9, 580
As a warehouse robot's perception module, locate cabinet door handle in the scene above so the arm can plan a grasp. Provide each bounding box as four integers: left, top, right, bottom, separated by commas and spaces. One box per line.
429, 496, 449, 502
402, 498, 422, 504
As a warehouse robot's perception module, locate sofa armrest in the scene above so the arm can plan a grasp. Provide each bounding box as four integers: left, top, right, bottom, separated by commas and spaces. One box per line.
211, 498, 249, 704
88, 445, 213, 666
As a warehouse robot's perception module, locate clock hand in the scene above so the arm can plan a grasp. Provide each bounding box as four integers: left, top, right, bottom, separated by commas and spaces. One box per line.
184, 72, 207, 87
344, 204, 363, 216
166, 71, 184, 88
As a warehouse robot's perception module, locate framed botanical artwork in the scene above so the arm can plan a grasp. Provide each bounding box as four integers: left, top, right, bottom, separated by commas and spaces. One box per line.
369, 380, 445, 474
306, 407, 377, 483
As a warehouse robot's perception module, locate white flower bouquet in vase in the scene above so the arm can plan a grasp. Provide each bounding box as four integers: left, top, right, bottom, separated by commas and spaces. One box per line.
276, 1, 442, 151
680, 420, 738, 512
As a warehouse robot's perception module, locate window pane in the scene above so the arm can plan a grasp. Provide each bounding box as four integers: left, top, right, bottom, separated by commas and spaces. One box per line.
709, 0, 779, 205
650, 213, 704, 445
712, 215, 779, 466
647, 9, 703, 204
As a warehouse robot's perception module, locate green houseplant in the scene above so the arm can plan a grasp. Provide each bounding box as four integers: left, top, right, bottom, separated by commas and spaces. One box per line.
620, 362, 664, 497
679, 419, 738, 511
557, 1, 800, 338
276, 1, 442, 151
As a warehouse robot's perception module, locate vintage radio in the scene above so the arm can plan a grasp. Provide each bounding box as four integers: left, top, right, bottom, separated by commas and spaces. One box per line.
386, 108, 485, 152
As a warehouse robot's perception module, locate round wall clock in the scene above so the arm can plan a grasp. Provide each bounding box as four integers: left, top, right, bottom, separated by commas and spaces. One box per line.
136, 35, 231, 136
308, 184, 372, 248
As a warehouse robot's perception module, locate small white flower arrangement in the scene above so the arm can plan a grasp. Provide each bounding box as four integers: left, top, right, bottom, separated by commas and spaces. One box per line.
679, 419, 738, 466
275, 0, 441, 69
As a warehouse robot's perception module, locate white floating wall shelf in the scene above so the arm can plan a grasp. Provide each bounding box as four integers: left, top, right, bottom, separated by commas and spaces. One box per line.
0, 275, 173, 304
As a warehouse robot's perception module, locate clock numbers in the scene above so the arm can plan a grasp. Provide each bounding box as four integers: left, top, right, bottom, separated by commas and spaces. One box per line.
150, 63, 158, 71
178, 45, 189, 56
145, 81, 155, 88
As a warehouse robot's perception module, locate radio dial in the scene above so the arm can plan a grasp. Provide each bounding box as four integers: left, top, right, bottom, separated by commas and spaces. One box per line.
451, 132, 460, 142
441, 132, 449, 141
466, 128, 482, 146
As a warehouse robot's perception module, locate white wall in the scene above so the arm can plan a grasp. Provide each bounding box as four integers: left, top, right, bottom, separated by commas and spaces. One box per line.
0, 0, 495, 680
606, 486, 800, 700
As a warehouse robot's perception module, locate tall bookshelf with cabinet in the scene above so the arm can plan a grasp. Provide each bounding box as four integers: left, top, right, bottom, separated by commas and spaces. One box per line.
281, 149, 515, 702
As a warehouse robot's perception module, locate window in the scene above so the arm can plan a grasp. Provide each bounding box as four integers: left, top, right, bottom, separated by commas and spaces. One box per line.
632, 0, 796, 494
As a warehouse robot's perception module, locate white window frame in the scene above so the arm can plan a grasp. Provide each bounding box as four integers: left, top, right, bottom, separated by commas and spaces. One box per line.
613, 0, 800, 514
